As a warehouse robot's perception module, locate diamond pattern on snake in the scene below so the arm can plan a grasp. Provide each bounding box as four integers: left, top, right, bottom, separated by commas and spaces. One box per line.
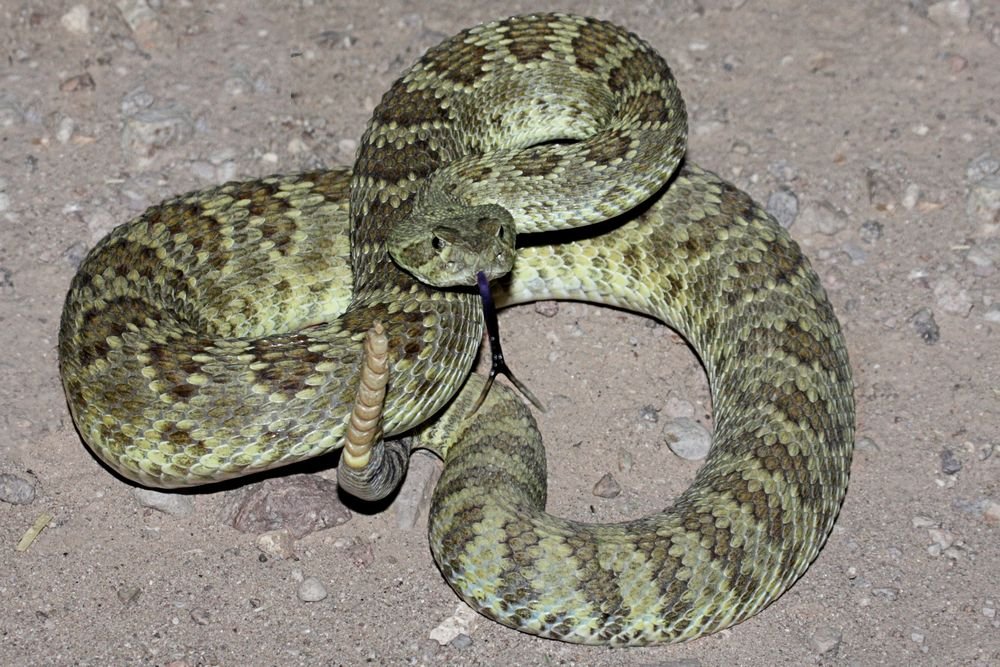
58, 13, 854, 645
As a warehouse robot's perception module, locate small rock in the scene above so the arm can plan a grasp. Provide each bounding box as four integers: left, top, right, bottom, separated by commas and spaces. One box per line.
766, 188, 799, 229
394, 450, 442, 531
767, 159, 797, 182
911, 515, 938, 529
927, 527, 954, 550
225, 474, 351, 538
533, 301, 560, 317
189, 608, 211, 625
901, 183, 922, 210
0, 473, 36, 505
967, 177, 1000, 230
256, 529, 297, 560
841, 241, 868, 265
639, 405, 660, 423
859, 220, 883, 244
121, 106, 195, 169
56, 117, 75, 144
116, 584, 142, 606
59, 73, 96, 93
116, 0, 164, 50
592, 473, 622, 499
933, 276, 973, 317
797, 200, 849, 236
120, 87, 155, 116
132, 488, 194, 516
809, 626, 842, 655
939, 449, 962, 475
60, 5, 91, 35
967, 153, 1000, 182
663, 417, 711, 460
866, 166, 898, 211
449, 633, 473, 649
297, 577, 328, 602
855, 436, 880, 452
965, 243, 997, 277
337, 138, 358, 160
335, 536, 376, 568
982, 501, 1000, 525
617, 450, 633, 473
429, 605, 480, 645
873, 587, 900, 601
909, 308, 940, 344
927, 0, 971, 31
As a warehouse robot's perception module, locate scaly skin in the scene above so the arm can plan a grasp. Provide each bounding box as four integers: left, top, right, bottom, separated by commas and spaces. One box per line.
57, 14, 853, 645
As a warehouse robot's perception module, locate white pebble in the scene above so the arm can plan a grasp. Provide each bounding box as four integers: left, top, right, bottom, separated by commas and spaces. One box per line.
60, 5, 90, 35
132, 488, 194, 516
901, 183, 921, 210
297, 577, 328, 602
663, 418, 711, 460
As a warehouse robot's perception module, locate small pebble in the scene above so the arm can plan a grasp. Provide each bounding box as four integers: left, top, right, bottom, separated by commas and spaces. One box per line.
872, 587, 900, 601
639, 405, 660, 423
901, 183, 921, 210
855, 436, 880, 452
617, 450, 634, 473
911, 515, 938, 529
766, 188, 799, 229
859, 220, 883, 244
809, 626, 842, 655
927, 527, 954, 550
966, 152, 1000, 182
0, 473, 36, 505
939, 449, 962, 475
909, 308, 940, 344
932, 276, 973, 317
116, 584, 142, 606
337, 138, 358, 159
121, 107, 195, 167
132, 488, 194, 516
60, 5, 91, 35
592, 473, 622, 499
982, 501, 1000, 525
256, 529, 296, 560
297, 577, 328, 602
430, 605, 480, 646
189, 608, 211, 625
798, 200, 849, 236
927, 0, 972, 30
449, 633, 473, 649
534, 301, 560, 317
967, 176, 1000, 229
663, 417, 711, 460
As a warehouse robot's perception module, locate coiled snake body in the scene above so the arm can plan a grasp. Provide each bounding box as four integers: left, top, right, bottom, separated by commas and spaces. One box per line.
58, 14, 854, 645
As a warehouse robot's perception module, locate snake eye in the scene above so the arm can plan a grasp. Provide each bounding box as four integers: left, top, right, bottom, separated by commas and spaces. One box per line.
431, 236, 444, 251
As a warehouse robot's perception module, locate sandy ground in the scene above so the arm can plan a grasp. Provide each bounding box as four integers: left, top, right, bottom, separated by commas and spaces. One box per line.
2, 1, 999, 665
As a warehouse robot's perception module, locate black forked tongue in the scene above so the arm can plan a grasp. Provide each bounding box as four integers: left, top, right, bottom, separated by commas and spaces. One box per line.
471, 271, 545, 414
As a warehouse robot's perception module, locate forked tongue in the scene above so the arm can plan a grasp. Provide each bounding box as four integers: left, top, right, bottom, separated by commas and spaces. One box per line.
471, 271, 544, 414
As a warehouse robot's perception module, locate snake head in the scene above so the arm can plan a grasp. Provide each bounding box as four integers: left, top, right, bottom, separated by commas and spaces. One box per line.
388, 200, 516, 288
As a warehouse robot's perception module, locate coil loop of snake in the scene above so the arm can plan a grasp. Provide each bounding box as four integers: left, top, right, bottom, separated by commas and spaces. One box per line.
58, 14, 854, 646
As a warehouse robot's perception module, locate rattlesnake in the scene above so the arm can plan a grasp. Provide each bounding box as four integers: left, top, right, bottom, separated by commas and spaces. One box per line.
58, 14, 854, 645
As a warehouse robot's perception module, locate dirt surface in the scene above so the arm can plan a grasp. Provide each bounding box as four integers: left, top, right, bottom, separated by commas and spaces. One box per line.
2, 1, 999, 665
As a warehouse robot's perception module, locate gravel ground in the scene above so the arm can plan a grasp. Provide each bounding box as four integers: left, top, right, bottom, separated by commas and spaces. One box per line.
1, 1, 999, 665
